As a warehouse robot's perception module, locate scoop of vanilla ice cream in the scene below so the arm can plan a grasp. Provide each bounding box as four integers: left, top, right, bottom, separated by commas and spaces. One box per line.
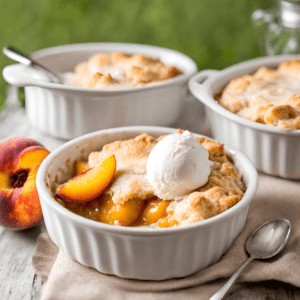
146, 131, 213, 200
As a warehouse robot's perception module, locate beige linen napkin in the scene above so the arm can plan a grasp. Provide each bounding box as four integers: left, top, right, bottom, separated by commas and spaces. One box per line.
32, 173, 300, 300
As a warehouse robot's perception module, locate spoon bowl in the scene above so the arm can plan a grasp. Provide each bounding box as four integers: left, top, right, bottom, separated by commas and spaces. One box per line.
210, 218, 291, 300
246, 218, 291, 259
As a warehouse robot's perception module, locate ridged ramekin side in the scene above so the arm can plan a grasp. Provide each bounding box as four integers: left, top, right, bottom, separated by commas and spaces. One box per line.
37, 126, 257, 280
206, 108, 300, 179
40, 192, 250, 280
24, 85, 185, 140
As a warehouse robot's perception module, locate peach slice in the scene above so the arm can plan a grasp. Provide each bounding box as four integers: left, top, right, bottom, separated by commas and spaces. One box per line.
75, 160, 89, 176
95, 194, 143, 226
157, 211, 178, 228
56, 155, 116, 203
133, 198, 170, 226
63, 193, 144, 226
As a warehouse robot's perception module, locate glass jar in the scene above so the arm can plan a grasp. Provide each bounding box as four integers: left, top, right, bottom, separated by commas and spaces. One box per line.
252, 0, 300, 55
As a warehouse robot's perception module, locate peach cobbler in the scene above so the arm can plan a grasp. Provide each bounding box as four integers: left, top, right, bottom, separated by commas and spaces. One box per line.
65, 52, 182, 89
217, 59, 300, 130
54, 130, 246, 228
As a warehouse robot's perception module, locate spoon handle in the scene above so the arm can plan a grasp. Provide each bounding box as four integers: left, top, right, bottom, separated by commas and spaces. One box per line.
3, 46, 32, 66
209, 256, 254, 300
3, 46, 61, 83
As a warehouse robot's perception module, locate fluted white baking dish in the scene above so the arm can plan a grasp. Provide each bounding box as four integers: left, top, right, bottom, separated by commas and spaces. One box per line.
3, 43, 197, 140
189, 54, 300, 179
36, 126, 258, 280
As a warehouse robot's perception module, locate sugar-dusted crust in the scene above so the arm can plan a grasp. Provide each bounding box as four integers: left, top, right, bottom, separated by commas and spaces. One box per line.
65, 52, 182, 89
218, 60, 300, 130
89, 133, 157, 205
88, 130, 246, 226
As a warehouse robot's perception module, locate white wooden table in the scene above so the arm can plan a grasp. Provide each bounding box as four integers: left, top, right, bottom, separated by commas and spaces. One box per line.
1, 89, 300, 299
0, 90, 66, 299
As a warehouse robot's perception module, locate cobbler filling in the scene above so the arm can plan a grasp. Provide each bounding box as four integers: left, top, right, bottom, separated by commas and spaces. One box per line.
55, 131, 246, 228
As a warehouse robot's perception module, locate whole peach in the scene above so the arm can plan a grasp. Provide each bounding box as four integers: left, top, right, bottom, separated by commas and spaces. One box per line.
0, 137, 50, 230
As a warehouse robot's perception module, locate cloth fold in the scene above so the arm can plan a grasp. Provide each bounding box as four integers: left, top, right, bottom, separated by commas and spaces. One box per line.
32, 173, 300, 300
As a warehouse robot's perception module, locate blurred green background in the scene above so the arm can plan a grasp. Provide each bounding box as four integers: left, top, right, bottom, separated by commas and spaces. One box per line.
0, 0, 275, 111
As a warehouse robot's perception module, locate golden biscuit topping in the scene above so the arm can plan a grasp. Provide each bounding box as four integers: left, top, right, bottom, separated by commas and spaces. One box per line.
66, 52, 182, 89
218, 59, 300, 130
89, 133, 157, 205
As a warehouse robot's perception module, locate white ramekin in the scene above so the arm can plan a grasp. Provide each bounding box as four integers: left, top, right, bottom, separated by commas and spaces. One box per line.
3, 43, 197, 140
36, 126, 258, 280
189, 54, 300, 180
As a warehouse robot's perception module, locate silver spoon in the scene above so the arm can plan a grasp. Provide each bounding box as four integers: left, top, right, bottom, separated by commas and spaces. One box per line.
3, 45, 62, 84
209, 218, 291, 300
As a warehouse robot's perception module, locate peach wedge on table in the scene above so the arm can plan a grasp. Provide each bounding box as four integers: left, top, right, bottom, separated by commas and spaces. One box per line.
56, 155, 116, 203
0, 137, 50, 230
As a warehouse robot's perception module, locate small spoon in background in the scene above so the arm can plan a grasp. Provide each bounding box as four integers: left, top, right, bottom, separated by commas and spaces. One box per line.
210, 218, 291, 300
3, 46, 62, 84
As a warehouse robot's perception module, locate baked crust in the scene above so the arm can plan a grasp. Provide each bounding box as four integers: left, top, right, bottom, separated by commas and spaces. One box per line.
218, 60, 300, 130
66, 52, 182, 89
89, 133, 157, 205
88, 131, 246, 226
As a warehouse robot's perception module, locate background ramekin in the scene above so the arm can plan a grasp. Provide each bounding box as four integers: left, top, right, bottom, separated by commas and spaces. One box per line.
189, 54, 300, 180
2, 43, 197, 140
36, 126, 258, 280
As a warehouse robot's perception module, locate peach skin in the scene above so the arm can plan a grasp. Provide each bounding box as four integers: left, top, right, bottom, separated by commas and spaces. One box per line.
56, 155, 116, 203
0, 137, 50, 230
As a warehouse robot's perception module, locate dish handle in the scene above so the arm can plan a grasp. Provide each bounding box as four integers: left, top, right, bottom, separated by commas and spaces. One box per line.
188, 69, 220, 96
2, 63, 52, 87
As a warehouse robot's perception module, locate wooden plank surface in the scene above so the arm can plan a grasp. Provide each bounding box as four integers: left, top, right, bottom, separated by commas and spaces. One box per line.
0, 223, 44, 300
0, 89, 300, 299
0, 90, 68, 300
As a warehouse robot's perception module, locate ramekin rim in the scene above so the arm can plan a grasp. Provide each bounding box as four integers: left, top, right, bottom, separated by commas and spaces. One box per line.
36, 126, 258, 235
189, 54, 300, 136
19, 42, 198, 93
